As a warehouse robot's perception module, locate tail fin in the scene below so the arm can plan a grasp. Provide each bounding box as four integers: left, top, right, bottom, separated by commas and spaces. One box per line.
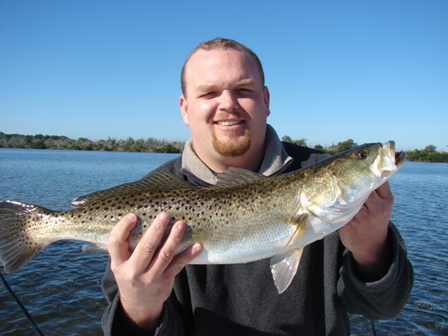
0, 200, 49, 273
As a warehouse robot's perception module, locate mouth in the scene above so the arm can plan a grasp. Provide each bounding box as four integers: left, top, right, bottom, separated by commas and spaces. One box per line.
370, 141, 406, 177
382, 141, 406, 168
213, 119, 245, 127
395, 151, 406, 168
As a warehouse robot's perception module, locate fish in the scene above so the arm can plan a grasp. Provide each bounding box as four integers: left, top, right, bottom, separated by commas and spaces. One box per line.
0, 141, 405, 293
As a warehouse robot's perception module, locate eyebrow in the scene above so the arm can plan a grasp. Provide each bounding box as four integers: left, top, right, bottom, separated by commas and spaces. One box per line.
234, 78, 257, 87
195, 79, 257, 93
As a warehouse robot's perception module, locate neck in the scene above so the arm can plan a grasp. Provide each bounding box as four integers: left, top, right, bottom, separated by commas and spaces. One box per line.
194, 144, 265, 174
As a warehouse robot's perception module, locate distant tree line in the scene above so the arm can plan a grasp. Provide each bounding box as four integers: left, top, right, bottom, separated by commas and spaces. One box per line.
281, 136, 448, 163
405, 145, 448, 163
0, 132, 183, 153
281, 136, 359, 155
0, 132, 446, 162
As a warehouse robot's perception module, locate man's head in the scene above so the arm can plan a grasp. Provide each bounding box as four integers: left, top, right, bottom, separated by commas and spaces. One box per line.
179, 38, 270, 173
181, 38, 265, 97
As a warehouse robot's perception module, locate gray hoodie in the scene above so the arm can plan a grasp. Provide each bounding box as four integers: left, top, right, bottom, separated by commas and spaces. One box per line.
101, 125, 413, 335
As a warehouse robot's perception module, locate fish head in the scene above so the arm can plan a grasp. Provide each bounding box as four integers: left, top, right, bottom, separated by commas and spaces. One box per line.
330, 142, 383, 190
271, 142, 405, 293
300, 141, 405, 226
330, 141, 405, 197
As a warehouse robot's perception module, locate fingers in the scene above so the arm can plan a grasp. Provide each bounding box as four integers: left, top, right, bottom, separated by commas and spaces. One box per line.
363, 181, 394, 216
109, 211, 203, 281
108, 211, 202, 327
137, 215, 203, 278
374, 181, 394, 202
127, 212, 203, 277
108, 213, 139, 266
147, 220, 186, 275
164, 242, 203, 279
128, 212, 174, 274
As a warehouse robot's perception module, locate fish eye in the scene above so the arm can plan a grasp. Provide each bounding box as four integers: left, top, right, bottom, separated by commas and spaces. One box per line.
357, 150, 368, 160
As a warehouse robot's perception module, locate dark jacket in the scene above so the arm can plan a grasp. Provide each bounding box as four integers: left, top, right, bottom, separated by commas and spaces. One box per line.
101, 141, 413, 336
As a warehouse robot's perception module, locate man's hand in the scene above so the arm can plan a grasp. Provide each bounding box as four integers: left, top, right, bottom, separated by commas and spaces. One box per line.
339, 182, 394, 282
108, 212, 203, 331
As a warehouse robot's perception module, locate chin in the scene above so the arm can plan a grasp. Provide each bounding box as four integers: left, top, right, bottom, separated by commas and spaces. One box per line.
213, 137, 251, 157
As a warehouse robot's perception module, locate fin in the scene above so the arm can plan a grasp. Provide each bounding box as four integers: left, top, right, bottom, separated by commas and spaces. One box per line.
0, 200, 50, 274
216, 167, 266, 187
282, 213, 308, 251
270, 247, 305, 294
269, 213, 308, 294
82, 242, 108, 253
71, 171, 196, 207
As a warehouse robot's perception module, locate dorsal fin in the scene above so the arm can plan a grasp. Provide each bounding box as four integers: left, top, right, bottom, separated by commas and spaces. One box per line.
216, 167, 266, 187
70, 171, 196, 207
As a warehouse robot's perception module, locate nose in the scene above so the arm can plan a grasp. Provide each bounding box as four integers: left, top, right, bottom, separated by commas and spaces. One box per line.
219, 90, 238, 111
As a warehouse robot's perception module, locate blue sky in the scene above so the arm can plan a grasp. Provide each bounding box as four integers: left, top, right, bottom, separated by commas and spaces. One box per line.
1, 1, 447, 151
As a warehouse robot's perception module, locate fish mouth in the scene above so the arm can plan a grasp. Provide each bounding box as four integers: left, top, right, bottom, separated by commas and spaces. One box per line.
395, 151, 406, 168
382, 141, 406, 168
370, 141, 405, 176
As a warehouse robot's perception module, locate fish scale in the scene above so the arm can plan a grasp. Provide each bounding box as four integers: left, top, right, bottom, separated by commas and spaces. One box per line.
0, 141, 405, 293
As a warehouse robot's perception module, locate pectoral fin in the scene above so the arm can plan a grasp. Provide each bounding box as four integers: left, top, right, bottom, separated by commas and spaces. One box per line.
283, 213, 308, 251
269, 213, 308, 293
270, 247, 305, 294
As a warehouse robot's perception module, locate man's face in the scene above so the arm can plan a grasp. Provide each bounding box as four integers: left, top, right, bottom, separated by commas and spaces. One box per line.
180, 49, 270, 167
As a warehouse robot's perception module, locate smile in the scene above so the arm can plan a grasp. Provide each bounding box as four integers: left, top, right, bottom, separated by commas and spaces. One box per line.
214, 120, 244, 126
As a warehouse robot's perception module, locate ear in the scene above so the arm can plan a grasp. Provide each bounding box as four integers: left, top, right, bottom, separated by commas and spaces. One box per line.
263, 86, 271, 117
179, 95, 189, 126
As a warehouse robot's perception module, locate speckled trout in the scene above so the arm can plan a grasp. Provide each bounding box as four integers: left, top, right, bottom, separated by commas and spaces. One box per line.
0, 141, 405, 293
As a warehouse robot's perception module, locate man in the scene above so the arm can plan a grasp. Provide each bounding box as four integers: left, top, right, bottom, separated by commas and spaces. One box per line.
102, 38, 413, 335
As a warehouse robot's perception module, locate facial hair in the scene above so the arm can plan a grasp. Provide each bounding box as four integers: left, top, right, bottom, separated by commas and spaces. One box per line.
212, 128, 251, 157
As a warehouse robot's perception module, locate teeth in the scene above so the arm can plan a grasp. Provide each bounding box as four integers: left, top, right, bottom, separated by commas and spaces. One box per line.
217, 120, 242, 126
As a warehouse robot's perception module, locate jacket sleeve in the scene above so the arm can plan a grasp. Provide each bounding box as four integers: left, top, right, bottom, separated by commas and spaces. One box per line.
337, 222, 414, 319
101, 259, 186, 336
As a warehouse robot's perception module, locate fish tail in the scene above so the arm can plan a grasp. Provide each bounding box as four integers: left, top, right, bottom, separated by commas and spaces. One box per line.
0, 200, 50, 273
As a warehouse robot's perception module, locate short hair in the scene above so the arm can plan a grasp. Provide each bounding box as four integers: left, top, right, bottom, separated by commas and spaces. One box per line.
180, 37, 265, 95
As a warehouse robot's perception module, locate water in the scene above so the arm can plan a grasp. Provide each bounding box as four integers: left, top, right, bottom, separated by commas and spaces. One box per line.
349, 161, 448, 335
0, 149, 447, 335
0, 149, 178, 336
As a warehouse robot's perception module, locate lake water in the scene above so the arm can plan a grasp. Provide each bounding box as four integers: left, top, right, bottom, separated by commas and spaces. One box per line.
0, 148, 447, 335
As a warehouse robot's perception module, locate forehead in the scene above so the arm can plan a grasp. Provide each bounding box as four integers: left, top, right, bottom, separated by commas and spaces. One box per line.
184, 49, 261, 85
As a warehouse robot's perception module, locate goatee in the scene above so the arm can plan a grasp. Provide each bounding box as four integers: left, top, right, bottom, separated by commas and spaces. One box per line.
212, 128, 251, 157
